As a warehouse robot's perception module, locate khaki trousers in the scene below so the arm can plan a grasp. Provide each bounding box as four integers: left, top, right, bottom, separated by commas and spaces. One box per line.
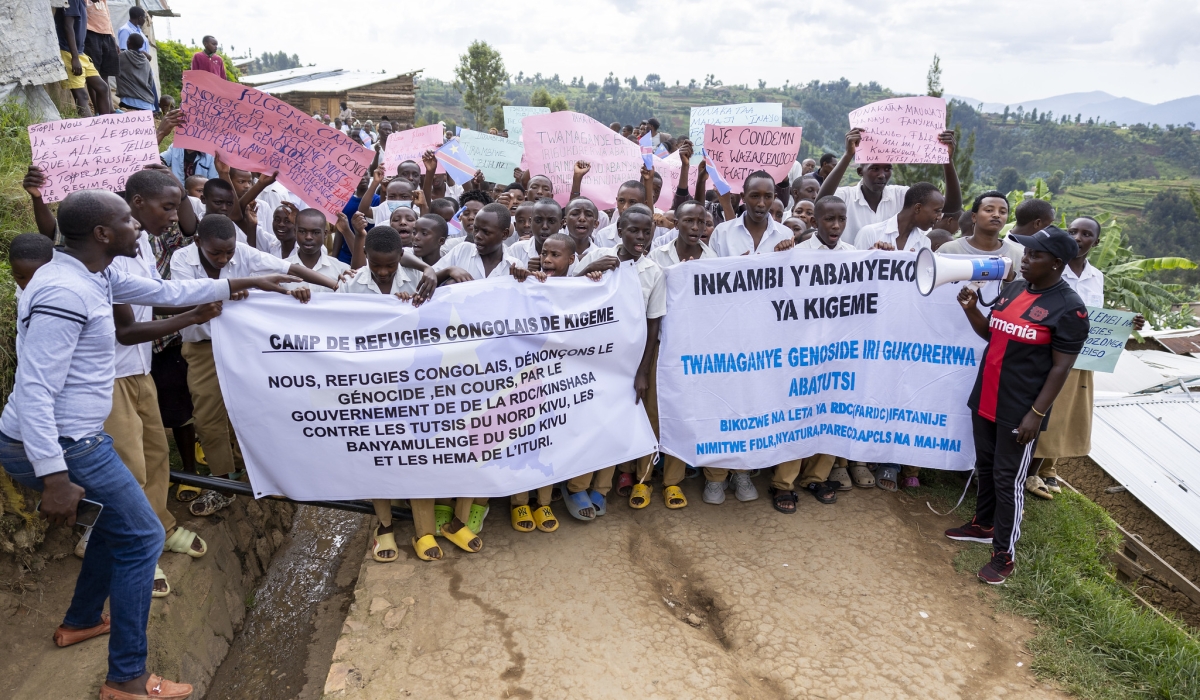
511, 486, 553, 507
1037, 458, 1058, 479
105, 373, 175, 533
182, 341, 244, 478
409, 497, 488, 538
797, 453, 837, 488
770, 459, 805, 491
567, 466, 617, 496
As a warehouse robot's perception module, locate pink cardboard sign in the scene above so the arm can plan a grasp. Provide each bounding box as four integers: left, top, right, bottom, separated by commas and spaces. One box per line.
28, 111, 159, 203
521, 112, 642, 209
652, 150, 700, 211
702, 124, 802, 194
174, 70, 374, 221
381, 124, 445, 178
848, 96, 948, 164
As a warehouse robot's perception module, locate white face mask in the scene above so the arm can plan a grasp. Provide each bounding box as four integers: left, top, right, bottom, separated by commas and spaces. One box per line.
387, 200, 413, 213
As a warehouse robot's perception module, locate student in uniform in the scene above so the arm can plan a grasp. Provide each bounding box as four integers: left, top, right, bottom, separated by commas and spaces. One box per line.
563, 197, 601, 266
388, 205, 420, 248
787, 176, 821, 209
360, 167, 419, 225
705, 171, 796, 505
927, 228, 954, 252
594, 173, 669, 249
509, 198, 562, 268
783, 217, 808, 242
947, 226, 1088, 584
817, 128, 960, 246
290, 209, 351, 288
769, 198, 785, 224
1027, 217, 1143, 499
770, 196, 858, 513
566, 204, 666, 513
410, 214, 449, 268
513, 200, 535, 241
854, 182, 944, 253
170, 215, 343, 516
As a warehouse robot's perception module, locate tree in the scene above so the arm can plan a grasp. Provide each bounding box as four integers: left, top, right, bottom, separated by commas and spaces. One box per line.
453, 41, 509, 130
645, 74, 662, 90
1001, 106, 1010, 124
530, 87, 569, 112
925, 54, 943, 97
1091, 215, 1197, 327
602, 72, 621, 96
1046, 170, 1065, 194
758, 79, 767, 90
995, 167, 1021, 194
703, 74, 722, 89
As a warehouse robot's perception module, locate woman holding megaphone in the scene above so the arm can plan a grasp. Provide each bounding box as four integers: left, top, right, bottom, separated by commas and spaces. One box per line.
944, 226, 1089, 585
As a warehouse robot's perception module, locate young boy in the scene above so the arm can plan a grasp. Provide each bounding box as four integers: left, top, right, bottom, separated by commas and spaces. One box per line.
508, 198, 561, 268
564, 197, 601, 264
513, 200, 535, 240
706, 171, 796, 505
433, 202, 524, 283
9, 233, 53, 293
291, 208, 350, 290
171, 215, 340, 517
410, 214, 448, 267
360, 166, 419, 224
568, 204, 667, 513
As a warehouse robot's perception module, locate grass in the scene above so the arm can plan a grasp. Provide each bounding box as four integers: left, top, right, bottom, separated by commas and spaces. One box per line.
915, 470, 1200, 698
1054, 177, 1200, 219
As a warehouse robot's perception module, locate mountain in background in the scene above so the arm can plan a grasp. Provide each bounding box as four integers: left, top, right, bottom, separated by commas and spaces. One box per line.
946, 91, 1200, 127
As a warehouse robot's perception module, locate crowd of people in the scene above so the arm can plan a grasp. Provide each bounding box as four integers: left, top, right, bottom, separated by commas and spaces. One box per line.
13, 23, 1138, 695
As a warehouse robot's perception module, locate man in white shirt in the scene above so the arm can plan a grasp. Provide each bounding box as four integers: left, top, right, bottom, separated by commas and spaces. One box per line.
817, 127, 961, 247
255, 179, 305, 231
289, 208, 349, 291
434, 204, 525, 282
854, 182, 945, 252
171, 215, 338, 516
593, 180, 669, 248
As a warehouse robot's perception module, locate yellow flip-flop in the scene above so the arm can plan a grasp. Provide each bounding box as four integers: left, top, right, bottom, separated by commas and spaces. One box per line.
629, 483, 652, 509
163, 527, 206, 558
175, 483, 201, 502
411, 535, 442, 561
194, 442, 207, 466
664, 485, 688, 509
439, 523, 482, 552
533, 505, 558, 532
371, 526, 399, 563
511, 506, 535, 532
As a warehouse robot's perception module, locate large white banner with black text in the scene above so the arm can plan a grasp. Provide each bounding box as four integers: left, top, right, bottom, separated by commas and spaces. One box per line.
657, 250, 987, 471
211, 265, 657, 500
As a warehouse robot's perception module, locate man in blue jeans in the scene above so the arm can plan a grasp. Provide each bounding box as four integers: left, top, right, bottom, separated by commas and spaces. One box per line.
0, 188, 300, 699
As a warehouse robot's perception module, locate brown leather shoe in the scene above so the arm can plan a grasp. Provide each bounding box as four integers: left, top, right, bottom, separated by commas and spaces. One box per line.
98, 674, 193, 699
53, 613, 110, 647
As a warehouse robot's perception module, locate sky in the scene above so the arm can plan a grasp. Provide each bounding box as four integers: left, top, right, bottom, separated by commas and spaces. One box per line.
155, 0, 1200, 106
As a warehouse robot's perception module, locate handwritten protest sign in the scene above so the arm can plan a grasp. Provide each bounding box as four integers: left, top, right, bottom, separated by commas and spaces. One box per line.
28, 112, 159, 203
381, 124, 445, 177
1075, 307, 1135, 373
688, 103, 782, 163
521, 111, 641, 209
503, 105, 550, 139
652, 149, 700, 210
848, 96, 948, 164
458, 129, 524, 184
174, 71, 373, 221
702, 124, 803, 194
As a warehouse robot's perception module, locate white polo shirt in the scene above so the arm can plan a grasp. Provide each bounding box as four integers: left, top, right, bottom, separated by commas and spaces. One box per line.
433, 242, 524, 281
336, 266, 423, 295
255, 181, 305, 224
709, 213, 793, 257
286, 249, 349, 293
577, 247, 666, 319
648, 240, 716, 269
854, 215, 930, 252
109, 232, 158, 379
1062, 260, 1104, 307
170, 241, 292, 342
834, 183, 909, 247
508, 238, 537, 266
371, 201, 416, 225
593, 221, 671, 249
797, 234, 856, 252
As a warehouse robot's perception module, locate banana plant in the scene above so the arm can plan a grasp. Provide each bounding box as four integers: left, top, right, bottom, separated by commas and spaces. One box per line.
1088, 214, 1197, 328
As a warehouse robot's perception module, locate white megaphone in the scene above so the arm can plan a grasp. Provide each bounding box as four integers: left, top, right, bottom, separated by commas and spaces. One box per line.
915, 248, 1012, 296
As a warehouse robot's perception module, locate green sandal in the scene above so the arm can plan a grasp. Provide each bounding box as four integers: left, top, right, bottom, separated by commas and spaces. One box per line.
434, 505, 454, 533
467, 503, 490, 534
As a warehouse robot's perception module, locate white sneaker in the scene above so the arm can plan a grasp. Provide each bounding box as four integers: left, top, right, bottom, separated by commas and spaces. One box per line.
732, 471, 759, 502
74, 526, 92, 559
702, 480, 726, 505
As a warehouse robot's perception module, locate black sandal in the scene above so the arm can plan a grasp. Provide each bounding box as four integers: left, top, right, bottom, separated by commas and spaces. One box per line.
804, 480, 839, 505
769, 487, 798, 514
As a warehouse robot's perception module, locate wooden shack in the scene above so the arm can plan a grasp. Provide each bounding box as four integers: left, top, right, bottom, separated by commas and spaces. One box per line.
248, 68, 421, 128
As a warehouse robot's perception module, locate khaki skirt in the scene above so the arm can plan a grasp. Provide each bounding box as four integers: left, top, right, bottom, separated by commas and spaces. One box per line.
1034, 368, 1093, 459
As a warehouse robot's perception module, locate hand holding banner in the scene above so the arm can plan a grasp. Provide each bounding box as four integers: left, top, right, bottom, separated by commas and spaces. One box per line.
174, 70, 374, 221
521, 111, 642, 209
848, 96, 948, 164
28, 112, 160, 202
702, 124, 802, 194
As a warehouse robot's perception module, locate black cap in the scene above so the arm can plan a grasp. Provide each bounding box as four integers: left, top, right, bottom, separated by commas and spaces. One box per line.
1009, 225, 1079, 262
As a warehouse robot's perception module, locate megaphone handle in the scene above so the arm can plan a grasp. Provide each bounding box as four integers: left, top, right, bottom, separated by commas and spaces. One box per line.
976, 279, 1004, 307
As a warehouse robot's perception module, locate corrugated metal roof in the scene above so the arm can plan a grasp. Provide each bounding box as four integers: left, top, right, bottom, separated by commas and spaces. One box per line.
1130, 350, 1200, 383
239, 65, 337, 86
1090, 393, 1200, 552
1154, 331, 1200, 356
258, 71, 410, 95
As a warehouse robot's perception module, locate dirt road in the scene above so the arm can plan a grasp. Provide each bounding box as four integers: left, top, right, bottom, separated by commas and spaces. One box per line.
325, 477, 1066, 699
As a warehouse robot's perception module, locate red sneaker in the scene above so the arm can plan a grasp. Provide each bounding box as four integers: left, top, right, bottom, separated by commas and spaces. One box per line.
944, 518, 994, 544
978, 552, 1015, 585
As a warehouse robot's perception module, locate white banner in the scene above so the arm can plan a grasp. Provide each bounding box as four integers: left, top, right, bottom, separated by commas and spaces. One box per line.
211, 266, 657, 500
657, 250, 987, 471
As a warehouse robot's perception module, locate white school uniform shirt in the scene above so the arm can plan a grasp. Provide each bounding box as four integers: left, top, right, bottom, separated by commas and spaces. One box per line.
834, 183, 909, 247
371, 201, 415, 225
251, 223, 284, 257
336, 266, 423, 295
796, 235, 856, 252
286, 249, 349, 293
109, 231, 158, 379
508, 238, 537, 266
648, 240, 717, 269
170, 241, 292, 342
188, 196, 206, 221
433, 242, 525, 281
651, 228, 678, 248
577, 246, 667, 319
593, 221, 671, 249
255, 181, 305, 223
1062, 260, 1104, 307
709, 213, 794, 257
853, 215, 930, 252
596, 209, 611, 230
